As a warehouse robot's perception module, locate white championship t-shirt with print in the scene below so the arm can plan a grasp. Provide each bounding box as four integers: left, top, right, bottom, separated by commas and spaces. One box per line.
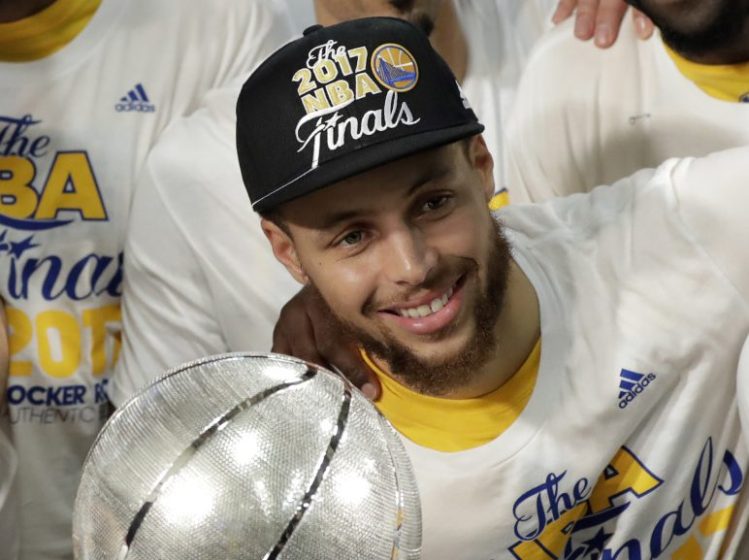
408, 147, 749, 559
0, 1, 292, 557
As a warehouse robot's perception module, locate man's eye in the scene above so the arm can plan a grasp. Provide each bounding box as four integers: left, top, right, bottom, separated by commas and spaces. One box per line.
339, 230, 364, 247
423, 195, 450, 212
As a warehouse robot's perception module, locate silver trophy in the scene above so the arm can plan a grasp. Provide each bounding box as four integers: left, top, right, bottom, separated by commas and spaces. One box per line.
73, 353, 421, 559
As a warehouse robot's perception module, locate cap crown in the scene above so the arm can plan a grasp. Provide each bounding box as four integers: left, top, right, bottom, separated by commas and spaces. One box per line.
237, 17, 483, 213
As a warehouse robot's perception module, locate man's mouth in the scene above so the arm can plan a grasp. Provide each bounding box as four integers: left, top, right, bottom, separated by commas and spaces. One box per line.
378, 275, 467, 336
395, 285, 454, 318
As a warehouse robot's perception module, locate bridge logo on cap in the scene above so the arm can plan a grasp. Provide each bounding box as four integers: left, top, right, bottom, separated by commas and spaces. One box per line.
371, 44, 419, 92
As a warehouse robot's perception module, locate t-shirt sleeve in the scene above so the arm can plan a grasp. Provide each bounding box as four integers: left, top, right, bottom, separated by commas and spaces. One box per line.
505, 20, 656, 203
110, 84, 300, 406
672, 146, 749, 305
505, 21, 601, 203
194, 0, 294, 95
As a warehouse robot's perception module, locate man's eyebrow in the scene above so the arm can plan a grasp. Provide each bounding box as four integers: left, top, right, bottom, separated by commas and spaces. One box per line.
407, 164, 451, 197
318, 209, 367, 231
317, 165, 452, 231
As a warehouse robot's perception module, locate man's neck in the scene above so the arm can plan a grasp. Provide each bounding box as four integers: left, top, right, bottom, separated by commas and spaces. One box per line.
0, 0, 57, 23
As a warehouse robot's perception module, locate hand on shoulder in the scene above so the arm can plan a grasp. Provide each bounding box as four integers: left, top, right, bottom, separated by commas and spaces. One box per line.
272, 286, 382, 400
553, 0, 654, 48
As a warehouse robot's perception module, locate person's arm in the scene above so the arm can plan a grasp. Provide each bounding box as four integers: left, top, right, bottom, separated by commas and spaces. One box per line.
505, 21, 604, 203
552, 0, 653, 47
111, 83, 299, 406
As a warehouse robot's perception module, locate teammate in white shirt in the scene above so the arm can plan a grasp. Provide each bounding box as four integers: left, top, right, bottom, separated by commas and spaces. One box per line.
0, 1, 292, 557
236, 17, 749, 559
507, 0, 749, 201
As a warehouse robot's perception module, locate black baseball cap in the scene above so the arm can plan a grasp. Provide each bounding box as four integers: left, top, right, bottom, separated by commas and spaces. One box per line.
236, 17, 484, 213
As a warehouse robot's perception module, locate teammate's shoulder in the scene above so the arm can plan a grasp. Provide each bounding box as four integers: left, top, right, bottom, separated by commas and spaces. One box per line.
126, 0, 283, 25
524, 18, 647, 83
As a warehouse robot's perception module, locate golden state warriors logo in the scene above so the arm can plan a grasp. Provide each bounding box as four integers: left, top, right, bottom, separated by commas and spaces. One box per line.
371, 44, 419, 92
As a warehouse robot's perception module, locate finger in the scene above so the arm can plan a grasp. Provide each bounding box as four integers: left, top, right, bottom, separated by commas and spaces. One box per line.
328, 349, 382, 401
593, 0, 628, 48
632, 8, 654, 40
271, 324, 292, 355
551, 0, 578, 25
271, 312, 297, 355
572, 0, 598, 40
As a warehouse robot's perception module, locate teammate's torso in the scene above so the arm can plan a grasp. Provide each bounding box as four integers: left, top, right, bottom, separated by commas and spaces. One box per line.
0, 0, 274, 556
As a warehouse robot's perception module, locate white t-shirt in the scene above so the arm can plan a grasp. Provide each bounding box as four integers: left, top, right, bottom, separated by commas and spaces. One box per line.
0, 1, 293, 558
110, 81, 300, 406
456, 0, 555, 198
506, 19, 749, 202
408, 147, 749, 559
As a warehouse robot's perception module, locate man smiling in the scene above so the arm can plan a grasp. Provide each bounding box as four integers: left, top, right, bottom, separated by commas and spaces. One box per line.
237, 17, 749, 559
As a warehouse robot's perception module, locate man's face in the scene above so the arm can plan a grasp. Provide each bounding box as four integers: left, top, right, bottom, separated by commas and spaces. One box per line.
315, 0, 444, 35
264, 138, 511, 395
626, 0, 749, 59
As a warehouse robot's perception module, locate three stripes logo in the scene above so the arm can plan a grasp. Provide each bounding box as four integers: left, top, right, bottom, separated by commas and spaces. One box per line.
618, 369, 656, 410
115, 83, 156, 113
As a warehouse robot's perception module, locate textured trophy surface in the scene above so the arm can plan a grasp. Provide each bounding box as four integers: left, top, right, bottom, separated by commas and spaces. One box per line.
73, 353, 421, 560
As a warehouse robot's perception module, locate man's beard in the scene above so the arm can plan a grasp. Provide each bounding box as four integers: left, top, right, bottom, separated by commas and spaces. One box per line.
628, 0, 749, 60
312, 218, 512, 396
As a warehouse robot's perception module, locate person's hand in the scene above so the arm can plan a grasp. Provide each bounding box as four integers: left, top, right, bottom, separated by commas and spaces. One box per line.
272, 285, 382, 400
552, 0, 654, 48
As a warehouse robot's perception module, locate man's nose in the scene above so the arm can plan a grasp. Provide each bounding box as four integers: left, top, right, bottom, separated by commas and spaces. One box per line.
380, 226, 438, 287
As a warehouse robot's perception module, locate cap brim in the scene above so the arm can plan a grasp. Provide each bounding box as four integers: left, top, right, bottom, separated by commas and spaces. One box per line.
252, 121, 484, 213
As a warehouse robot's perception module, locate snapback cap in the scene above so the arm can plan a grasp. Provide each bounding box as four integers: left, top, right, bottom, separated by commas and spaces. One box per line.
237, 17, 484, 213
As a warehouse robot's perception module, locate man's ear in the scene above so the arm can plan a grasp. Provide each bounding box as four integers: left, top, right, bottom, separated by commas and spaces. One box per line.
261, 218, 309, 284
467, 135, 495, 203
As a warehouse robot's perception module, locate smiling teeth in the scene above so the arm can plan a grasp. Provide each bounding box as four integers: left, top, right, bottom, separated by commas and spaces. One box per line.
398, 286, 454, 319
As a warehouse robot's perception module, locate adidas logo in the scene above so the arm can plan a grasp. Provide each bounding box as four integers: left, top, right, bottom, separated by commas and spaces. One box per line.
115, 83, 156, 113
617, 369, 656, 409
